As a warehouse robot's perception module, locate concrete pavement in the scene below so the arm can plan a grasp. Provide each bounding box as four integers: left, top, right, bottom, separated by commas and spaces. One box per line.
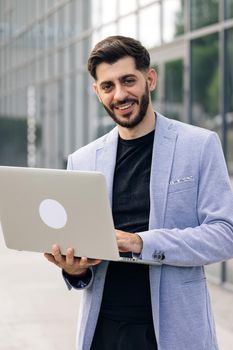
1, 228, 233, 349
0, 230, 79, 350
208, 282, 233, 349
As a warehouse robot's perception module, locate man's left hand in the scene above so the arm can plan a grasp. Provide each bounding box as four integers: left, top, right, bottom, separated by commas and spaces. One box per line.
116, 229, 143, 254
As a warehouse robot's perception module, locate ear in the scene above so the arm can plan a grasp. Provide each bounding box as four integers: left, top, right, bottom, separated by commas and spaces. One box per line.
93, 82, 102, 103
147, 68, 157, 92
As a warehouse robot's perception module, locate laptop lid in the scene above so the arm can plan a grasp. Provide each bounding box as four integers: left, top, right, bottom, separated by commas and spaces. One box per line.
0, 166, 120, 261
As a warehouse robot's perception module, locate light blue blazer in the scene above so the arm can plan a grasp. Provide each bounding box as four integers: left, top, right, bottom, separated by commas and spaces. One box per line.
67, 113, 233, 350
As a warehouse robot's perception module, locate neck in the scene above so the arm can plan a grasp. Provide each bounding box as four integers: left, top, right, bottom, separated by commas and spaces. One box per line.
118, 106, 156, 140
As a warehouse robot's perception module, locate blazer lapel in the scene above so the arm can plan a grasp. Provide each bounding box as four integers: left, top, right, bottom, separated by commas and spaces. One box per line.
95, 127, 119, 206
149, 113, 177, 229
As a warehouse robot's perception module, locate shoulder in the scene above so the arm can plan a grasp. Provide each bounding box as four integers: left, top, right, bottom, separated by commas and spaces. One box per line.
67, 127, 117, 170
156, 114, 223, 167
157, 113, 219, 146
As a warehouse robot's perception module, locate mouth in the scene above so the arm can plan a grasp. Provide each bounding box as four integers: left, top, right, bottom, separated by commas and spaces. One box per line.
116, 102, 135, 110
112, 100, 138, 114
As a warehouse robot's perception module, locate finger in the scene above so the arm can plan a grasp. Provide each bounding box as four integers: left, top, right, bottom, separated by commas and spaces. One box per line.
66, 248, 74, 266
44, 253, 55, 263
52, 244, 62, 263
78, 257, 100, 268
80, 257, 88, 265
86, 258, 102, 266
44, 253, 61, 266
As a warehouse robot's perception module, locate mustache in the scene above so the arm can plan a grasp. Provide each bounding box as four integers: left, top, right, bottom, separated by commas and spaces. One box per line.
110, 98, 138, 109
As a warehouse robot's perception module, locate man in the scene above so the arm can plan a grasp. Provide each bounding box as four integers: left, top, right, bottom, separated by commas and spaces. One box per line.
45, 36, 233, 350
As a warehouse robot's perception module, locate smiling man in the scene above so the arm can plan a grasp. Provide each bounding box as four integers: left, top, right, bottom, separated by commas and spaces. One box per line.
45, 36, 233, 350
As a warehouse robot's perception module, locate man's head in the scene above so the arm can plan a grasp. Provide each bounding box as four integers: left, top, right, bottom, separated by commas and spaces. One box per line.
88, 36, 157, 137
88, 36, 150, 80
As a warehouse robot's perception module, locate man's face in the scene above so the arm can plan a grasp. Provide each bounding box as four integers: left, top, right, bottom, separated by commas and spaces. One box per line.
93, 56, 154, 129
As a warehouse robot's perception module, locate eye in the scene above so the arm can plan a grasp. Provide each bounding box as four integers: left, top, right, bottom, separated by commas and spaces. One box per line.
101, 83, 113, 92
123, 78, 136, 86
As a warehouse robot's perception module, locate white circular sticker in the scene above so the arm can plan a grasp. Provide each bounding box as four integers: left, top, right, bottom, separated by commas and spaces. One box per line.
39, 199, 67, 229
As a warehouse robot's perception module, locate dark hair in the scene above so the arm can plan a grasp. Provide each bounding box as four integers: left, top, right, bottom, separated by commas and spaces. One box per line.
87, 36, 150, 80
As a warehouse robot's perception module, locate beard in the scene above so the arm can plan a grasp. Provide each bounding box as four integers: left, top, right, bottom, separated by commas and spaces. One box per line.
101, 82, 150, 129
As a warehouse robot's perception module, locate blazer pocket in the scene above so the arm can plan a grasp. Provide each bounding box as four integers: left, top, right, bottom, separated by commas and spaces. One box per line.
168, 181, 196, 194
183, 277, 207, 285
165, 183, 198, 228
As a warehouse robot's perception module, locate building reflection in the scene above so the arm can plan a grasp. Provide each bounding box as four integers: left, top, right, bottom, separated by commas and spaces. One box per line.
0, 0, 233, 285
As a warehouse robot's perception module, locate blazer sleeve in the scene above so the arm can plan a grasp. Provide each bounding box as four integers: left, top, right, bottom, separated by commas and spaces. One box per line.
138, 132, 233, 266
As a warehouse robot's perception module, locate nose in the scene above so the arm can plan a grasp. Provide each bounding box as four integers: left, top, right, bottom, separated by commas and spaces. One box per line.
113, 84, 128, 102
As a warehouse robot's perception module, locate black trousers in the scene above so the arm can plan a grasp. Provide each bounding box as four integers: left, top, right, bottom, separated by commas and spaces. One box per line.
90, 315, 158, 350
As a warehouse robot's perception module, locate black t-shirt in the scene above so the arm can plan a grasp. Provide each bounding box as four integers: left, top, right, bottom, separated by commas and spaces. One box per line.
100, 129, 155, 322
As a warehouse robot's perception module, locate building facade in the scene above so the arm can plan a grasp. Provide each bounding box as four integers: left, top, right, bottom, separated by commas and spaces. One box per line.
0, 0, 233, 285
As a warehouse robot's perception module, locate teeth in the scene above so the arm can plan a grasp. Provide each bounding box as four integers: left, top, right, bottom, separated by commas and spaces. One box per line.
118, 103, 133, 110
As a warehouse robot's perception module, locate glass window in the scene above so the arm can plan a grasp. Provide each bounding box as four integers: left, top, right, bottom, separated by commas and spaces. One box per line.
225, 28, 233, 175
28, 0, 37, 24
92, 30, 102, 47
38, 57, 45, 81
38, 21, 46, 51
0, 12, 5, 42
119, 0, 137, 16
46, 14, 56, 49
63, 2, 74, 41
100, 23, 117, 40
63, 47, 70, 74
71, 0, 82, 36
226, 260, 233, 284
164, 59, 184, 121
35, 58, 40, 83
225, 0, 233, 19
119, 14, 137, 38
191, 33, 220, 133
163, 0, 184, 43
82, 0, 91, 31
0, 116, 27, 166
139, 3, 161, 48
72, 41, 82, 69
82, 36, 91, 66
139, 0, 155, 7
36, 0, 46, 18
45, 55, 51, 80
190, 0, 219, 31
151, 64, 158, 105
31, 23, 40, 56
57, 6, 69, 45
46, 0, 57, 11
101, 0, 117, 25
91, 0, 101, 27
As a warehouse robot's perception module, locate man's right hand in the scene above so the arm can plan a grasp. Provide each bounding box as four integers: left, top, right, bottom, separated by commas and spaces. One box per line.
44, 244, 102, 277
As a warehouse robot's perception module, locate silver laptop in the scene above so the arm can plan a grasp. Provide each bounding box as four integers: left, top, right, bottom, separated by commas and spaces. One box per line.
0, 166, 157, 264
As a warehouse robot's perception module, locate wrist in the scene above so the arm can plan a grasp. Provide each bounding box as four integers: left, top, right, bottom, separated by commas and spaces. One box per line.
62, 268, 92, 289
134, 234, 143, 253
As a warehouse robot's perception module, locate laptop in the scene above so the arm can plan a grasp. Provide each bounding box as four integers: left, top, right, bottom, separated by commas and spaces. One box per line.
0, 166, 157, 265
